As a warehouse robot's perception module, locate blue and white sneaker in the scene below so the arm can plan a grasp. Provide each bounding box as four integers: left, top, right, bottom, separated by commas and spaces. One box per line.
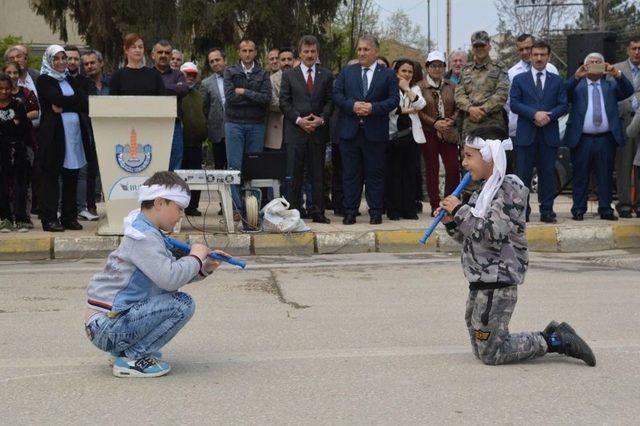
112, 356, 171, 378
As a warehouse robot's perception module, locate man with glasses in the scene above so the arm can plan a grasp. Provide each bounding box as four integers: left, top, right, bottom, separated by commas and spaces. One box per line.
455, 31, 510, 135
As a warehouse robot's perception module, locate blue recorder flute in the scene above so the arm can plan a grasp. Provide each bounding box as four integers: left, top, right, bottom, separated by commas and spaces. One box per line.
419, 171, 473, 245
165, 237, 247, 269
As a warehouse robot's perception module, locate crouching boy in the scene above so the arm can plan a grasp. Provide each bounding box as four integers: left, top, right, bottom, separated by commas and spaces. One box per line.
437, 125, 596, 367
84, 171, 229, 377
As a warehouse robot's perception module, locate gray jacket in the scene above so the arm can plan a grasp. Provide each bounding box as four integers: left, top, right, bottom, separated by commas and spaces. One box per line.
446, 175, 529, 288
201, 73, 226, 143
614, 59, 640, 125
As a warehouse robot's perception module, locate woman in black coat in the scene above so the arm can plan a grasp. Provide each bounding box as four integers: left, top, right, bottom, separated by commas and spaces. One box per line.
36, 44, 94, 232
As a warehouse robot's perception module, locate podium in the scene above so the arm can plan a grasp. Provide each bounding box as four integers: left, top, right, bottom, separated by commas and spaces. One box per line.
90, 96, 176, 235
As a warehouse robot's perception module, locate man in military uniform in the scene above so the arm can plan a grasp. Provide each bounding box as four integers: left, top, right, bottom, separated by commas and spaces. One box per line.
455, 31, 510, 137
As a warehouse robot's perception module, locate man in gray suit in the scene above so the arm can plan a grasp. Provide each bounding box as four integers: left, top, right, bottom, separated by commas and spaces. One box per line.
201, 47, 228, 170
614, 36, 640, 218
280, 35, 334, 223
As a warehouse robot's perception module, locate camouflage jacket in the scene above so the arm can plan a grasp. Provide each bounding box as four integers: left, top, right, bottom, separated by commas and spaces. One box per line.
446, 175, 529, 287
454, 60, 509, 135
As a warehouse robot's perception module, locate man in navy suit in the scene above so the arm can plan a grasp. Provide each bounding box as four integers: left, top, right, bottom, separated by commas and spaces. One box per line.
565, 53, 634, 221
510, 40, 568, 223
333, 35, 400, 225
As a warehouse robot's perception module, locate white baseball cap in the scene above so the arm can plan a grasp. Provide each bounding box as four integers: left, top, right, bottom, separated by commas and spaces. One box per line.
180, 61, 199, 74
426, 51, 446, 64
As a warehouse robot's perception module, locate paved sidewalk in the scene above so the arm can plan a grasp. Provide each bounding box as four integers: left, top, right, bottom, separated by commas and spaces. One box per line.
1, 195, 639, 260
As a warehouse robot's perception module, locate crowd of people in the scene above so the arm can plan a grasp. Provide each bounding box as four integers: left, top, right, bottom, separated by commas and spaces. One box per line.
1, 29, 639, 232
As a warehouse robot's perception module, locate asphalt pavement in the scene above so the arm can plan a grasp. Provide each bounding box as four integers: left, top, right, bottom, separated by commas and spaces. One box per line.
1, 250, 639, 425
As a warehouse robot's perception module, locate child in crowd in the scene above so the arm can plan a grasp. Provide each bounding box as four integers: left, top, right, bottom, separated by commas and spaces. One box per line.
437, 125, 596, 366
0, 73, 31, 232
84, 171, 229, 378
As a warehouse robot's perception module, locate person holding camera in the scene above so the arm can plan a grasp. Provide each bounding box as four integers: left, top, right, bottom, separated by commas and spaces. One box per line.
564, 52, 634, 221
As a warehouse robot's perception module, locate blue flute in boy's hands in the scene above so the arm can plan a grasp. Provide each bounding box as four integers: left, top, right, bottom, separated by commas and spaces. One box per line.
165, 237, 247, 269
419, 172, 473, 245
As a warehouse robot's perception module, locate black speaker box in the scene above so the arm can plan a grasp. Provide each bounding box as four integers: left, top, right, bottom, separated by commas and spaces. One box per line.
567, 32, 617, 76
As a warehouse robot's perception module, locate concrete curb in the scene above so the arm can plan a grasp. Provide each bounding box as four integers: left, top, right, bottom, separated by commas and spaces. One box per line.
2, 223, 638, 260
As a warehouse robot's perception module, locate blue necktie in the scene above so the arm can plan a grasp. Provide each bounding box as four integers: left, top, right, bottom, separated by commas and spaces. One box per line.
362, 67, 369, 97
592, 83, 603, 127
536, 72, 543, 96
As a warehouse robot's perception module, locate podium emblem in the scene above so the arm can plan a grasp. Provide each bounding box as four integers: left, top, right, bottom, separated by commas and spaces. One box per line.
116, 128, 152, 173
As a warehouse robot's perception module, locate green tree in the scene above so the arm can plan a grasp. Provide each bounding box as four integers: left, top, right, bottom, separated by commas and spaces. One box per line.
382, 10, 432, 53
29, 0, 341, 70
576, 0, 640, 61
329, 0, 380, 69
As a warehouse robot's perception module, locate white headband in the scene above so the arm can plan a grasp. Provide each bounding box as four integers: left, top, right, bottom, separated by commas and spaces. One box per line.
137, 184, 190, 209
465, 137, 513, 218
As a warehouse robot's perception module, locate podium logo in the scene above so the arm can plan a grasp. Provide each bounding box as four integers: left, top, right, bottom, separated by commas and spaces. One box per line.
109, 176, 149, 200
116, 129, 152, 173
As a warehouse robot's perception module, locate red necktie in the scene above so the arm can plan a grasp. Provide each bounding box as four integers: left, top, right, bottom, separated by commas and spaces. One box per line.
306, 68, 314, 94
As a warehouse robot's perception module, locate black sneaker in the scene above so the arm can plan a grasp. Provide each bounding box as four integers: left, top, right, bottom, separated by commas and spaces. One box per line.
554, 322, 596, 366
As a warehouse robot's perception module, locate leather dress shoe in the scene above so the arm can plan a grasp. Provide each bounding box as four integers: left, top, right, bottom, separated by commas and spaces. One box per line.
600, 212, 618, 221
619, 210, 632, 219
540, 214, 557, 223
42, 220, 64, 232
387, 213, 401, 221
403, 214, 419, 220
312, 214, 331, 224
369, 215, 382, 225
572, 214, 584, 221
342, 214, 356, 225
62, 220, 84, 230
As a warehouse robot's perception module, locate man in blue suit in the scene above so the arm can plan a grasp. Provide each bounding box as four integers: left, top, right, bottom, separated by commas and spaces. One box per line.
510, 40, 568, 223
565, 53, 634, 221
333, 35, 400, 225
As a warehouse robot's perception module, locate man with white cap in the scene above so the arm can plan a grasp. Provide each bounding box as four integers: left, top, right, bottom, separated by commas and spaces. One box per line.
436, 124, 596, 367
179, 62, 208, 216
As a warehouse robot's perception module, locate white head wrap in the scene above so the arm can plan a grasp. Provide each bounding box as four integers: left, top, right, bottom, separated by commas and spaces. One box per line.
465, 136, 515, 218
123, 185, 190, 239
40, 45, 68, 81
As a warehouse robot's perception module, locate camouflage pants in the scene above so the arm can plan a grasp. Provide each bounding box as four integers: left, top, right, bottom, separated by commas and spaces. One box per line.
465, 285, 548, 365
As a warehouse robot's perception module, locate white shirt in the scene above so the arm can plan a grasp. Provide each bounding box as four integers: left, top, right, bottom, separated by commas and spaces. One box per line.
300, 63, 315, 83
215, 73, 225, 109
531, 67, 547, 91
583, 79, 610, 134
241, 61, 255, 74
361, 61, 377, 92
507, 60, 559, 137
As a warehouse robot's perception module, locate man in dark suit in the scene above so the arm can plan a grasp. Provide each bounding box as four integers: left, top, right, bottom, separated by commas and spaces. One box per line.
279, 35, 334, 223
510, 40, 568, 223
565, 53, 634, 221
333, 35, 400, 225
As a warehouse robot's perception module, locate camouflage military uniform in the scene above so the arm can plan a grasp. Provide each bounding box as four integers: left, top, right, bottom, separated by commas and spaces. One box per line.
446, 175, 548, 365
454, 60, 509, 136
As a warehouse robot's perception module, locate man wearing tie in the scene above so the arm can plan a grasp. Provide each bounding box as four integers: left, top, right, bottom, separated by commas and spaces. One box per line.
565, 53, 634, 221
333, 35, 399, 225
510, 40, 568, 223
279, 36, 334, 223
613, 36, 640, 218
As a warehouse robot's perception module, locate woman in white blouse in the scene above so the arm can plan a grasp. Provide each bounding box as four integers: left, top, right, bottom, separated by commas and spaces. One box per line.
385, 58, 427, 220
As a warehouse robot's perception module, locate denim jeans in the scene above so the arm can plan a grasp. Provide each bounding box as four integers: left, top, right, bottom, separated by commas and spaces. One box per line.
169, 119, 184, 171
225, 122, 265, 211
85, 292, 195, 360
76, 164, 88, 211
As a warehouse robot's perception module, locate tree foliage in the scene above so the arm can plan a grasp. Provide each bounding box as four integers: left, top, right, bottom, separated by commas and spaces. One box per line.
29, 0, 341, 69
329, 0, 380, 68
382, 10, 432, 53
0, 35, 41, 69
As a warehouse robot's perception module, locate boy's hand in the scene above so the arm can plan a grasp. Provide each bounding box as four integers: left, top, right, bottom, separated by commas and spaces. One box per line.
434, 207, 455, 224
440, 195, 462, 214
190, 243, 209, 261
203, 249, 232, 273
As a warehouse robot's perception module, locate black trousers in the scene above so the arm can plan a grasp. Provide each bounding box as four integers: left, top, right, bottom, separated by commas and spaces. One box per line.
330, 142, 344, 213
212, 139, 227, 170
182, 145, 203, 210
41, 167, 78, 223
0, 141, 29, 222
385, 136, 418, 217
291, 140, 327, 215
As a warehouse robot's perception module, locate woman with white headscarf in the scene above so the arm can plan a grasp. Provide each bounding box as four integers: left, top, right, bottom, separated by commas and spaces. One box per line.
36, 44, 93, 232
